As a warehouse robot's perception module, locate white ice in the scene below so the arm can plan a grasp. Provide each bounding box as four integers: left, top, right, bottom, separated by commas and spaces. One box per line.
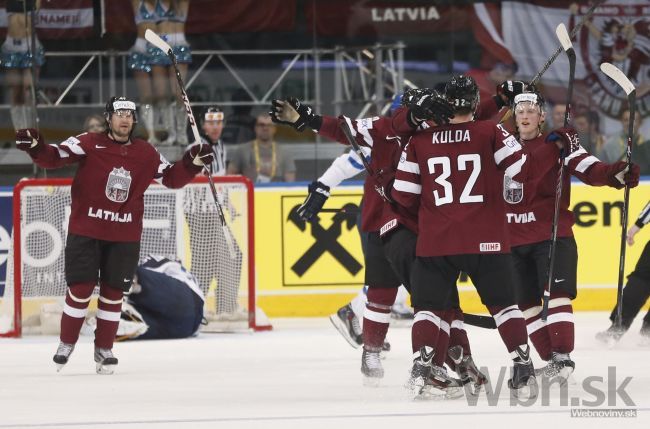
0, 312, 648, 429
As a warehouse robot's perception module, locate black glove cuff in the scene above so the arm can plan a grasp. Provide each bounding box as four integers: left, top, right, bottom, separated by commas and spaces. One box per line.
308, 115, 323, 131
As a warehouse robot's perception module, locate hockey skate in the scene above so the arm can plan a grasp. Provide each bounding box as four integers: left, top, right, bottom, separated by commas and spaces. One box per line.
535, 352, 575, 386
329, 304, 362, 348
508, 345, 538, 400
94, 347, 118, 375
639, 321, 650, 346
53, 342, 75, 372
406, 347, 463, 400
361, 347, 383, 387
595, 324, 627, 346
390, 304, 414, 320
448, 345, 487, 396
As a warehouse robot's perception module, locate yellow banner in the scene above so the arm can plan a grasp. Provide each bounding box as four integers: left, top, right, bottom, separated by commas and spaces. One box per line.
255, 182, 650, 316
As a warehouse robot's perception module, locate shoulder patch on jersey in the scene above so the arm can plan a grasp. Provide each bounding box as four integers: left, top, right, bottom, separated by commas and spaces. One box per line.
503, 135, 520, 149
61, 136, 81, 146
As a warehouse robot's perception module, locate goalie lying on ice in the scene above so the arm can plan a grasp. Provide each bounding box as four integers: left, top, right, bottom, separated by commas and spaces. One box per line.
82, 255, 205, 340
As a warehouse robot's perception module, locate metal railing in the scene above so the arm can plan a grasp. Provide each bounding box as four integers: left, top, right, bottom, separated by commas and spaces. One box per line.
0, 44, 406, 119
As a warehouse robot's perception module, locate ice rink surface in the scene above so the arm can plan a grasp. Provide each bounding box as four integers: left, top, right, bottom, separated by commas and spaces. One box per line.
0, 312, 648, 429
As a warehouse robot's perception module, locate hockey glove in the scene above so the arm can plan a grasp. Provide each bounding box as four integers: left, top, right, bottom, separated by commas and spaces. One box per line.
373, 168, 395, 203
16, 128, 44, 153
606, 161, 640, 189
269, 99, 298, 127
405, 89, 454, 126
297, 181, 330, 221
184, 143, 214, 169
270, 97, 322, 132
546, 127, 580, 158
495, 80, 527, 109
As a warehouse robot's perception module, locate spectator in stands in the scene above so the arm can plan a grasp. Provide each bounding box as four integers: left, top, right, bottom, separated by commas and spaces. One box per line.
221, 89, 257, 145
151, 0, 192, 146
1, 0, 44, 131
573, 110, 605, 156
83, 114, 106, 134
128, 0, 159, 144
227, 114, 296, 182
550, 103, 567, 129
600, 108, 650, 174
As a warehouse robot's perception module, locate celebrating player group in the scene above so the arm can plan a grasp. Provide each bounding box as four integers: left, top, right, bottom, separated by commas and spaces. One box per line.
271, 69, 640, 399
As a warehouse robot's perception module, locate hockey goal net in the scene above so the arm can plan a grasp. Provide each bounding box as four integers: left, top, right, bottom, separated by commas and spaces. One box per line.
0, 176, 271, 337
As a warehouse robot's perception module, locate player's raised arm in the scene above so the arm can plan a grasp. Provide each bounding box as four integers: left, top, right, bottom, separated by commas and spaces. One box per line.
548, 127, 641, 189
154, 143, 214, 189
16, 128, 86, 169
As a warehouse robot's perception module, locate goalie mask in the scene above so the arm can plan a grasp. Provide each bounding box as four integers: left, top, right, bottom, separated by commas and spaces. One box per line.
444, 75, 479, 115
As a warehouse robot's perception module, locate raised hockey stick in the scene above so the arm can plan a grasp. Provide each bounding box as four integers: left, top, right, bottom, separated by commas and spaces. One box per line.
339, 120, 497, 329
599, 62, 636, 330
500, 0, 605, 124
145, 29, 237, 259
541, 23, 576, 322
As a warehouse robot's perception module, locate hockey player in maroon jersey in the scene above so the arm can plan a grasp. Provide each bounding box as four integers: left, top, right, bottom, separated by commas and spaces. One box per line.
392, 75, 538, 398
506, 91, 640, 383
15, 96, 214, 374
269, 83, 523, 393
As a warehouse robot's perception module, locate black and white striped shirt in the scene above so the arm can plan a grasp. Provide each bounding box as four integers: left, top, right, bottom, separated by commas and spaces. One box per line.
635, 201, 650, 229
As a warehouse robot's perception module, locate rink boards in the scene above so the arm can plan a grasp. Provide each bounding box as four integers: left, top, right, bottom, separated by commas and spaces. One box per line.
1, 181, 649, 318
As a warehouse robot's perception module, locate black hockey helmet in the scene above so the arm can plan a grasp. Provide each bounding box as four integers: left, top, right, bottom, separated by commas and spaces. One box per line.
202, 106, 225, 124
104, 96, 138, 124
444, 75, 480, 115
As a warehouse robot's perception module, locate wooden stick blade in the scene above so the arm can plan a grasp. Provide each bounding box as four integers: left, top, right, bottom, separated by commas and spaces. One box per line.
555, 23, 573, 52
145, 29, 172, 54
600, 63, 636, 95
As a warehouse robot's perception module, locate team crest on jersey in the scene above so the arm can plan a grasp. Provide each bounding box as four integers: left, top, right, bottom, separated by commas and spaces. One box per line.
105, 167, 132, 202
503, 175, 523, 204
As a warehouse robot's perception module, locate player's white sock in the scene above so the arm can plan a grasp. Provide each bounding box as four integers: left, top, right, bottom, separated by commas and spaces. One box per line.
349, 285, 368, 324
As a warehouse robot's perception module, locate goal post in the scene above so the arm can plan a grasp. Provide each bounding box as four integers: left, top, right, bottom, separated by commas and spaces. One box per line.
0, 175, 270, 338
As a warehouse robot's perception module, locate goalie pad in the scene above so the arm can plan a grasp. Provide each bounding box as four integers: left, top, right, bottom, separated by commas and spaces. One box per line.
116, 302, 149, 341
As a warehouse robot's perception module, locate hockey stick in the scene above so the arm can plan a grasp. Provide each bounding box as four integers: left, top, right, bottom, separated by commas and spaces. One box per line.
145, 29, 237, 259
339, 120, 497, 329
599, 62, 636, 330
500, 0, 605, 124
339, 119, 374, 176
319, 207, 361, 214
24, 2, 42, 178
541, 23, 576, 322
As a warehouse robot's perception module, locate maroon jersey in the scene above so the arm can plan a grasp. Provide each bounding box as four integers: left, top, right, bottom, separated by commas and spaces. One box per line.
29, 132, 199, 242
392, 120, 526, 256
504, 133, 613, 247
317, 99, 502, 235
318, 107, 416, 233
